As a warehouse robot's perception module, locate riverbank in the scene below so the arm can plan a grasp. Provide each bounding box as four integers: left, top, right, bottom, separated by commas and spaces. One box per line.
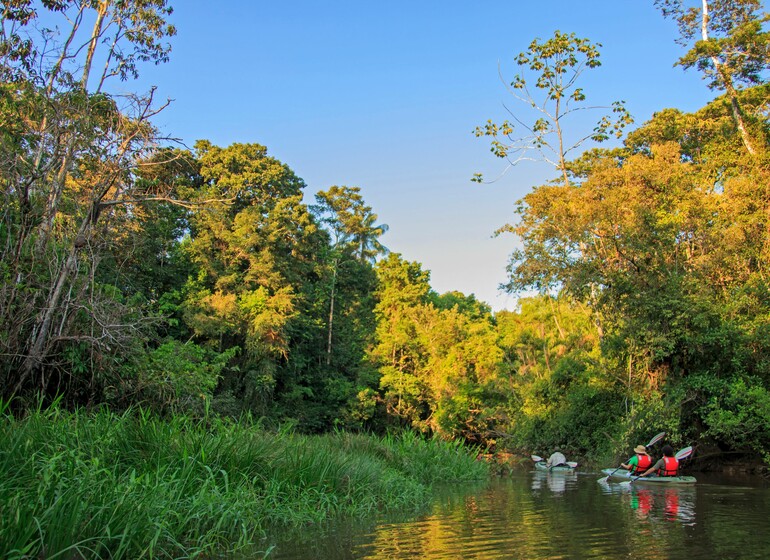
0, 406, 488, 559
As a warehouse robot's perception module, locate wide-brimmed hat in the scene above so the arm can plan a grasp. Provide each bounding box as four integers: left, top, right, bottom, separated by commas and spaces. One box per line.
634, 445, 648, 454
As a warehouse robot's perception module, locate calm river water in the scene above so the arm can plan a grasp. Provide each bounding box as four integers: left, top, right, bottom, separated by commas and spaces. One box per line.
255, 466, 770, 559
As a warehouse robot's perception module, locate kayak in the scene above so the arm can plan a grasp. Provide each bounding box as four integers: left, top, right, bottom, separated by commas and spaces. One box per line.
600, 468, 696, 485
535, 461, 576, 472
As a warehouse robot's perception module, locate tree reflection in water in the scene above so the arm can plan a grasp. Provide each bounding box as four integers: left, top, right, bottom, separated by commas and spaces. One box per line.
260, 473, 770, 559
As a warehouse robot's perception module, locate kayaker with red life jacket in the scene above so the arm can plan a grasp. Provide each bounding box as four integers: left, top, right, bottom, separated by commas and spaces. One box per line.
621, 444, 652, 475
641, 444, 679, 477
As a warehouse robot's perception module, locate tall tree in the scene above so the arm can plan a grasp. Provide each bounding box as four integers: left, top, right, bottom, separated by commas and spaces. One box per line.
473, 30, 633, 186
0, 0, 177, 399
181, 141, 326, 419
311, 185, 387, 365
369, 254, 433, 428
655, 0, 770, 154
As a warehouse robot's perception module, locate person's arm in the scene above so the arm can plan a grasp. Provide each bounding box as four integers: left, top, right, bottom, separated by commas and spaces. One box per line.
640, 458, 664, 477
620, 456, 637, 470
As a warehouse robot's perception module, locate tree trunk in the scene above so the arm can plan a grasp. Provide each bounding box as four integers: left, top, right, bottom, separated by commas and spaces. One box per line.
701, 0, 756, 155
17, 249, 79, 392
326, 257, 338, 366
81, 2, 109, 90
34, 2, 108, 254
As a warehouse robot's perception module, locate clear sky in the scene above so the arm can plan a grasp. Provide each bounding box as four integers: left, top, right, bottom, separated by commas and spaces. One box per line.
131, 1, 717, 311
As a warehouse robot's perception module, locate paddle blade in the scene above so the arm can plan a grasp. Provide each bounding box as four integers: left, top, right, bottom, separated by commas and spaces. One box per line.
675, 446, 693, 461
531, 454, 543, 463
647, 431, 666, 447
566, 462, 578, 468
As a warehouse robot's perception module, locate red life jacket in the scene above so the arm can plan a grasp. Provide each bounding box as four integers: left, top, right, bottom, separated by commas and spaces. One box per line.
659, 456, 679, 477
633, 453, 652, 474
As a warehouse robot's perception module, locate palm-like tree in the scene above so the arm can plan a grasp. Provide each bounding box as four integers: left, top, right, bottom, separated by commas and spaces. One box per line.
312, 186, 388, 365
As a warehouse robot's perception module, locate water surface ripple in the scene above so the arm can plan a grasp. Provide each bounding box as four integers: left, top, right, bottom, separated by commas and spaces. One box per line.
259, 468, 770, 559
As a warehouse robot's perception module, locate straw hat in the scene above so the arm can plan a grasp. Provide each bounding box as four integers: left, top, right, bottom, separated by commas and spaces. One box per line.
633, 445, 648, 454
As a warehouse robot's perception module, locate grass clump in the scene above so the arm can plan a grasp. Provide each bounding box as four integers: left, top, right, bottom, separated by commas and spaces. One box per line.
0, 405, 488, 559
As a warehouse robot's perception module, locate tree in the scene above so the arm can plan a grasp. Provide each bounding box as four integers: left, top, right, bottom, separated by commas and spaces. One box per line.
0, 1, 177, 400
100, 148, 199, 302
497, 83, 770, 451
655, 0, 770, 154
495, 295, 617, 455
311, 185, 387, 365
368, 254, 434, 428
368, 254, 506, 440
508, 141, 713, 379
473, 30, 633, 186
180, 141, 330, 420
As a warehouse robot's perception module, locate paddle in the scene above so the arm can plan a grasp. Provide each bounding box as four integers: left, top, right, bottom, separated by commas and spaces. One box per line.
619, 446, 694, 486
531, 454, 578, 468
597, 431, 666, 483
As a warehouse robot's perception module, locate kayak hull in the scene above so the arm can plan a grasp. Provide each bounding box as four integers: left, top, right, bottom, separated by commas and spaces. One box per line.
600, 468, 696, 485
535, 461, 576, 472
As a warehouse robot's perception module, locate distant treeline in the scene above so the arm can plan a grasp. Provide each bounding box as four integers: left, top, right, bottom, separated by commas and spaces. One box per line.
2, 1, 770, 465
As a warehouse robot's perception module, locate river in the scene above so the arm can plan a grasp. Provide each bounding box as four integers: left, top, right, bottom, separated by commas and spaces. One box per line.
254, 466, 770, 559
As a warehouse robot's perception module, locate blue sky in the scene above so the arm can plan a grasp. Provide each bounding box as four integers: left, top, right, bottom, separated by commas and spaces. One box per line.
132, 1, 716, 311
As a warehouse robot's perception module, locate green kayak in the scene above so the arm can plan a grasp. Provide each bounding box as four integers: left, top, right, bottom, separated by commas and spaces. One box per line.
600, 468, 696, 485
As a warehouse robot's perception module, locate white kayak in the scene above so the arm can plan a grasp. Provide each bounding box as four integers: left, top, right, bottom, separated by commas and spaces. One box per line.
535, 461, 577, 472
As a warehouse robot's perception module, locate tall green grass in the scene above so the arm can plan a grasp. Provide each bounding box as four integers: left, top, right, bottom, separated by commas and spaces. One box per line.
0, 406, 488, 559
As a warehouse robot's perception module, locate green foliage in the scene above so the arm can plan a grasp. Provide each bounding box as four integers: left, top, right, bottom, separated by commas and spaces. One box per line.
473, 30, 632, 184
702, 377, 770, 461
493, 295, 622, 457
432, 290, 493, 319
121, 340, 237, 415
178, 141, 347, 426
655, 0, 770, 154
656, 0, 770, 90
558, 384, 622, 452
0, 1, 179, 401
0, 407, 487, 559
312, 185, 389, 263
506, 368, 624, 460
434, 379, 507, 445
368, 254, 506, 440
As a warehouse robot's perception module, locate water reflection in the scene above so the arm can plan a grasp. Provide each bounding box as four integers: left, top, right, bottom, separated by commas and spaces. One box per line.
257, 469, 770, 559
530, 469, 578, 494
598, 480, 696, 525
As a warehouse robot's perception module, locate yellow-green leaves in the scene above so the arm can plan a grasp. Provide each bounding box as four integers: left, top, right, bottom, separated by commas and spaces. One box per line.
473, 30, 632, 186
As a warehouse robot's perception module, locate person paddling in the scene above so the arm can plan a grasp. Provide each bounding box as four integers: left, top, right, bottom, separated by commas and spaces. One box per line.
639, 444, 679, 478
620, 444, 652, 475
546, 450, 567, 468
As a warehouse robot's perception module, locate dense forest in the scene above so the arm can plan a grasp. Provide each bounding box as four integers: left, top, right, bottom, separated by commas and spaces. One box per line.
2, 0, 770, 468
